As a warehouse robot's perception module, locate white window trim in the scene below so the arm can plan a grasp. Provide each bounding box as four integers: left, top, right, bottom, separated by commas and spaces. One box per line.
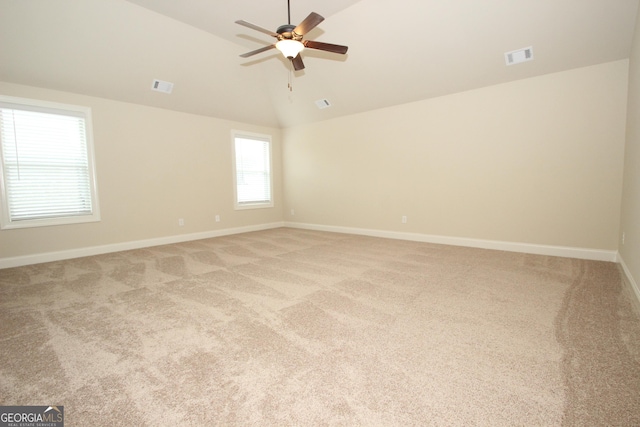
231, 130, 273, 210
0, 95, 101, 229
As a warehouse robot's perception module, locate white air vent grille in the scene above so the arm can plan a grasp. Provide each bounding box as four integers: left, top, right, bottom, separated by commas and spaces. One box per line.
151, 79, 174, 94
315, 99, 331, 109
505, 47, 534, 66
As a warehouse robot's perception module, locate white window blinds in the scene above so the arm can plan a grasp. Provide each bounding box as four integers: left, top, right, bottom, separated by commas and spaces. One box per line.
0, 98, 99, 228
233, 134, 272, 208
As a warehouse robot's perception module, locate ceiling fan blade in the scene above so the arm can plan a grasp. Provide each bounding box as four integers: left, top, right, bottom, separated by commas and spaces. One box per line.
235, 20, 279, 38
291, 54, 305, 71
293, 12, 324, 36
303, 40, 349, 54
239, 44, 276, 58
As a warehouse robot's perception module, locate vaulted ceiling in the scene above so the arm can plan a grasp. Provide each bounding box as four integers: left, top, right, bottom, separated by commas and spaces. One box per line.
0, 0, 637, 128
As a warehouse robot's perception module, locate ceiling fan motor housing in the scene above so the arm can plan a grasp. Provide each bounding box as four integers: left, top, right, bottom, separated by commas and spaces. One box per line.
277, 24, 299, 40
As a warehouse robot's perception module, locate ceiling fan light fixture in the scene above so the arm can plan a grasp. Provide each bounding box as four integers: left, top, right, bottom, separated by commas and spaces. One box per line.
236, 7, 348, 72
276, 39, 304, 58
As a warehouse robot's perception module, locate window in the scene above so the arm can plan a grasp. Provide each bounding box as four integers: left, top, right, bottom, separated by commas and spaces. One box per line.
0, 96, 100, 229
232, 131, 273, 209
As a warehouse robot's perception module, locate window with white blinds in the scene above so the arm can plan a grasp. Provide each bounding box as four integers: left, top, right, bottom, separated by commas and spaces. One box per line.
232, 132, 273, 209
0, 96, 100, 229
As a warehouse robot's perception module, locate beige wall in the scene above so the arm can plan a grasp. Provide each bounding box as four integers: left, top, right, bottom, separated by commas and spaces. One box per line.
283, 60, 628, 250
620, 8, 640, 287
0, 82, 283, 259
0, 59, 632, 264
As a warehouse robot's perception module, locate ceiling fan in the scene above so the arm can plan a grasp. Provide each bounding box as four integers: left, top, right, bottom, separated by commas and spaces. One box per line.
235, 0, 349, 71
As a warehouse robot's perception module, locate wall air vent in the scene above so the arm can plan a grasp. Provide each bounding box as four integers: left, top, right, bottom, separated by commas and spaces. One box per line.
315, 99, 332, 109
505, 47, 534, 66
151, 79, 174, 94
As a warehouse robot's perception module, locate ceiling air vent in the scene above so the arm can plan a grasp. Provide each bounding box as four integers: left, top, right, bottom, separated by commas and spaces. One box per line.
315, 99, 332, 109
151, 79, 174, 94
505, 47, 533, 66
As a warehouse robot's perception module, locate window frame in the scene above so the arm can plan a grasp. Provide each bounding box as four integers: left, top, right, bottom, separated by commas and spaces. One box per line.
0, 95, 100, 230
231, 130, 273, 210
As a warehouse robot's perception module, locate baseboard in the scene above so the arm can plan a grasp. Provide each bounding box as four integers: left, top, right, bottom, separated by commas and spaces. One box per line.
0, 222, 285, 269
1, 221, 621, 269
283, 221, 618, 262
618, 253, 640, 305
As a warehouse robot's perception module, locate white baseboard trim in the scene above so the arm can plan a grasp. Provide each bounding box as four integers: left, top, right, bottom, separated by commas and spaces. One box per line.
283, 221, 618, 262
618, 253, 640, 304
0, 222, 285, 269
1, 221, 621, 269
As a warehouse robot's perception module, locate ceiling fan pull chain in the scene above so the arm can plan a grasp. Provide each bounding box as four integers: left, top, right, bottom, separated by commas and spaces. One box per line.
288, 65, 293, 91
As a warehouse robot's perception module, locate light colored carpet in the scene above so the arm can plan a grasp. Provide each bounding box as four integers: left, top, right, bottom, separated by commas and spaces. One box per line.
1, 228, 639, 425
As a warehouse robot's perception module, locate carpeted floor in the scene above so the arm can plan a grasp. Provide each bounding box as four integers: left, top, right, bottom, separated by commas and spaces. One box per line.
1, 228, 639, 426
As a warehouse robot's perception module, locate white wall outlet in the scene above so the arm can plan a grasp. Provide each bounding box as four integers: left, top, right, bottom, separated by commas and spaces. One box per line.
402, 215, 407, 224
215, 215, 220, 222
178, 218, 184, 226
291, 209, 295, 216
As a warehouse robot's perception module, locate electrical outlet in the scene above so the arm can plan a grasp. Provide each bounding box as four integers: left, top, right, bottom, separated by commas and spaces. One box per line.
178, 218, 184, 226
402, 215, 407, 224
215, 215, 220, 222
291, 209, 295, 216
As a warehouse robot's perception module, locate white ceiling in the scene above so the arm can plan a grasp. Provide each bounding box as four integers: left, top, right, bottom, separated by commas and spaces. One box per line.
0, 0, 638, 128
